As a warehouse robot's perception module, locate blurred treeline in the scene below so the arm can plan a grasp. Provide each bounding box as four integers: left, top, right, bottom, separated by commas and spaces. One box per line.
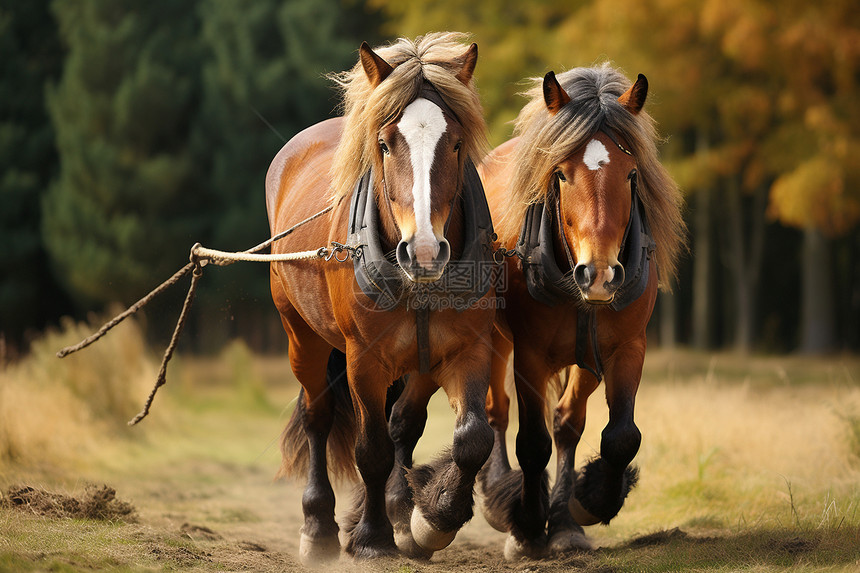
2, 0, 859, 357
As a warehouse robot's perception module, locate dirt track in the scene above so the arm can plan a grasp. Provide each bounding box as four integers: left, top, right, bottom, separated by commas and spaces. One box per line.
0, 477, 686, 573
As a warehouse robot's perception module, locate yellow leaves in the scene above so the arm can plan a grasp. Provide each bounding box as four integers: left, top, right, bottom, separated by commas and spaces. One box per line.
768, 155, 860, 235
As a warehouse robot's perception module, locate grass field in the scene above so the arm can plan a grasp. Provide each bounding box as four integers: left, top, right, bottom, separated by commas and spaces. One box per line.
1, 316, 859, 572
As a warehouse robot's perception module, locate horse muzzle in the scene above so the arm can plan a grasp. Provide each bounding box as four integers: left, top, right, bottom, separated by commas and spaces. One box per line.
397, 238, 451, 283
573, 262, 625, 304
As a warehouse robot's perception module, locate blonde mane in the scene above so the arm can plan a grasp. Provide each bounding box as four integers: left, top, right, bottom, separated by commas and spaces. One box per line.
500, 63, 686, 287
329, 32, 489, 202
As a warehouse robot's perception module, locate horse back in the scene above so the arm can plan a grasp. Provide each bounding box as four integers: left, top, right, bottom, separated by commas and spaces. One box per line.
266, 117, 344, 235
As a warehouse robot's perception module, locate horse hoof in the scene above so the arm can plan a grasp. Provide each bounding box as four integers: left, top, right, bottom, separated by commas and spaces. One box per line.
548, 528, 594, 554
503, 534, 546, 560
299, 533, 340, 565
394, 526, 435, 559
410, 507, 457, 551
568, 497, 601, 526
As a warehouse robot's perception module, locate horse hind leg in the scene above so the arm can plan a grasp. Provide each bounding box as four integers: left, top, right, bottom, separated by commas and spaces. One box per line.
282, 345, 351, 564
407, 359, 494, 554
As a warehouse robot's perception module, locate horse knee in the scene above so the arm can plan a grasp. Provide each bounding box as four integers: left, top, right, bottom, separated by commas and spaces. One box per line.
452, 411, 493, 475
356, 431, 395, 485
600, 421, 641, 469
516, 424, 552, 475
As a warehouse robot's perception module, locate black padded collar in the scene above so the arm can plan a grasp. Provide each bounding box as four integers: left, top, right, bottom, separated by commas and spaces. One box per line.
516, 171, 655, 312
346, 160, 496, 312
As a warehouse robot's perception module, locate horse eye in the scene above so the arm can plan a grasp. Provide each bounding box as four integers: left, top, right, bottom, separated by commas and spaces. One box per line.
379, 140, 390, 155
453, 141, 462, 152
556, 170, 567, 183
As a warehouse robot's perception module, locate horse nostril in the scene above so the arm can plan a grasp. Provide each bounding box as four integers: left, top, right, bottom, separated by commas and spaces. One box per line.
606, 264, 625, 292
573, 263, 593, 290
396, 240, 411, 268
435, 239, 451, 267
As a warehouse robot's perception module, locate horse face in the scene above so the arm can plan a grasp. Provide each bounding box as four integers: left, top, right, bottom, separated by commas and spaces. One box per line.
556, 131, 636, 304
379, 98, 463, 283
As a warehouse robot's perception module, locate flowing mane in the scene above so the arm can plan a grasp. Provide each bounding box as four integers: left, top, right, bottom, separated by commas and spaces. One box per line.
328, 32, 489, 202
501, 63, 686, 287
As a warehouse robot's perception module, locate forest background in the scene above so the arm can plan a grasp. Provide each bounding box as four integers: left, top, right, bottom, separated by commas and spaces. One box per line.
2, 0, 859, 358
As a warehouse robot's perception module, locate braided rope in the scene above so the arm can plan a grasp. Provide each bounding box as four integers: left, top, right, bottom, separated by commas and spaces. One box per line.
56, 204, 348, 425
191, 244, 325, 266
56, 263, 196, 359
128, 265, 202, 425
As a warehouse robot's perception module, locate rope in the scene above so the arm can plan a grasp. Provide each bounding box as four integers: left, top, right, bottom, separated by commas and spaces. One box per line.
191, 244, 325, 266
128, 265, 201, 425
56, 262, 196, 359
56, 204, 347, 426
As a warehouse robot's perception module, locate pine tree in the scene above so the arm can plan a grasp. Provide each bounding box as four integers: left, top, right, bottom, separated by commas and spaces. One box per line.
0, 0, 66, 350
44, 0, 209, 308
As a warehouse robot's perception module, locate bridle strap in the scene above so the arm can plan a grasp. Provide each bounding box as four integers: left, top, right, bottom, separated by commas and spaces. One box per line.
600, 127, 634, 156
555, 190, 576, 271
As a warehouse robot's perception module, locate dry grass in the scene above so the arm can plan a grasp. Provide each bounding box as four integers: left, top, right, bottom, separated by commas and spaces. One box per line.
0, 314, 158, 470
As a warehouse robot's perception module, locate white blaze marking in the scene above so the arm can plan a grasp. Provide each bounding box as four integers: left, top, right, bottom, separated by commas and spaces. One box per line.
398, 98, 447, 266
583, 139, 610, 170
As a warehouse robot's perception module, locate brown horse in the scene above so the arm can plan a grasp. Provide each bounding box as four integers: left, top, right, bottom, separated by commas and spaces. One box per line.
266, 33, 497, 563
478, 64, 686, 558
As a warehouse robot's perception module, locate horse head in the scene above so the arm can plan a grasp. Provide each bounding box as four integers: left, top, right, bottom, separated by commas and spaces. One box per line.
359, 42, 478, 283
543, 71, 648, 304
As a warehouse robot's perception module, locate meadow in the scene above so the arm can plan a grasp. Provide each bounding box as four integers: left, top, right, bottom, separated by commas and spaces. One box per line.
1, 316, 859, 572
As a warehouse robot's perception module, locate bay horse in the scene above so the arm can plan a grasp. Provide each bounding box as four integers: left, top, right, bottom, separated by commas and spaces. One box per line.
477, 64, 686, 558
266, 33, 496, 563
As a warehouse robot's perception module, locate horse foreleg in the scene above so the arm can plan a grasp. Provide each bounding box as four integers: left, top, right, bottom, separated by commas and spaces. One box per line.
344, 353, 398, 558
548, 365, 598, 554
386, 374, 438, 558
501, 348, 553, 560
408, 350, 493, 554
572, 344, 644, 525
478, 327, 514, 532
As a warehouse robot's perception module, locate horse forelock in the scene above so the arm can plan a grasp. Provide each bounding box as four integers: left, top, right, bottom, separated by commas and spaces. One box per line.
329, 32, 488, 204
500, 63, 686, 287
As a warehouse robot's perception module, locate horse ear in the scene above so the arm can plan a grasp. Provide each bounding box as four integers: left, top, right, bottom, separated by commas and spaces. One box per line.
543, 71, 571, 116
359, 42, 394, 88
455, 43, 479, 85
618, 74, 648, 115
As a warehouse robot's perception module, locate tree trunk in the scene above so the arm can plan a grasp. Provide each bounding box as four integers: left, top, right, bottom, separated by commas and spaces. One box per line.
800, 227, 836, 353
724, 177, 766, 353
659, 288, 677, 349
691, 130, 713, 348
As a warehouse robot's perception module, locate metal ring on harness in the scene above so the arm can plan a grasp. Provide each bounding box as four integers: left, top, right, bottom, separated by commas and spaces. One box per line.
494, 247, 523, 264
